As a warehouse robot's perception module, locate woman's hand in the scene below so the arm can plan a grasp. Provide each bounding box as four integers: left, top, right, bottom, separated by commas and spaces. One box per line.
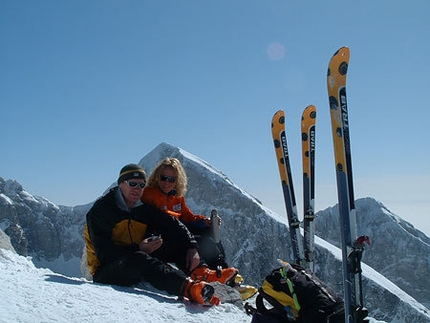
139, 236, 163, 254
204, 218, 212, 227
204, 216, 221, 227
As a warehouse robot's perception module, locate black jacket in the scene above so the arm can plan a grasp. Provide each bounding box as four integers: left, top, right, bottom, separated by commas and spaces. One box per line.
85, 187, 197, 275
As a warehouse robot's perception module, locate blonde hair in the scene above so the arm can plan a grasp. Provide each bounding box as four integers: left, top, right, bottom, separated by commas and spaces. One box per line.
147, 157, 188, 197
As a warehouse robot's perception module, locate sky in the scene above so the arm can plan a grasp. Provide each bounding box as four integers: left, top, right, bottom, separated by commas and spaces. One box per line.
1, 1, 429, 236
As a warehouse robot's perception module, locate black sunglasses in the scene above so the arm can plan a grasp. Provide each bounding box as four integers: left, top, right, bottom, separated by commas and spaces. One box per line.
125, 180, 146, 189
160, 175, 176, 183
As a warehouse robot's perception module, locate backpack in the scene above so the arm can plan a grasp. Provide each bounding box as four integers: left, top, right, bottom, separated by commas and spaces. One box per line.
246, 262, 345, 323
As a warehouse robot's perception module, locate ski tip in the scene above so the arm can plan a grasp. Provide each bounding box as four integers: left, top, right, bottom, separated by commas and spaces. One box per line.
301, 105, 317, 120
331, 47, 350, 64
327, 47, 350, 82
272, 110, 285, 125
273, 109, 284, 118
333, 46, 349, 56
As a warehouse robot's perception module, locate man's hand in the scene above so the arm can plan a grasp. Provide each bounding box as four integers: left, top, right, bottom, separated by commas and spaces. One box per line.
186, 248, 201, 272
139, 236, 163, 254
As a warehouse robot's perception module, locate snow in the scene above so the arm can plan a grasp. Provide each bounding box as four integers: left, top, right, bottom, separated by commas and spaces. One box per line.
0, 193, 13, 205
0, 248, 397, 323
0, 249, 250, 323
1, 248, 394, 323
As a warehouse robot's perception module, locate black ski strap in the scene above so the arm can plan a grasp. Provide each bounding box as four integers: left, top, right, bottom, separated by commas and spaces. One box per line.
244, 302, 257, 316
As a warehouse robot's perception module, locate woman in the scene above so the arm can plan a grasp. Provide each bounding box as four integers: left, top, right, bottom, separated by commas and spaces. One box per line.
141, 157, 228, 269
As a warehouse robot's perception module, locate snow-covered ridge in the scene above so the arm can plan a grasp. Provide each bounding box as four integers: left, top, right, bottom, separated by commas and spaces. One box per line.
155, 143, 286, 224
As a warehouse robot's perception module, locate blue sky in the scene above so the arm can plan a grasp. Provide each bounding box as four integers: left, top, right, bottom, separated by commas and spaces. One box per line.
2, 1, 429, 236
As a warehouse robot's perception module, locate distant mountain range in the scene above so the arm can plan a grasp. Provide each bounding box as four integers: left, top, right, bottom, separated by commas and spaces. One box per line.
1, 142, 429, 322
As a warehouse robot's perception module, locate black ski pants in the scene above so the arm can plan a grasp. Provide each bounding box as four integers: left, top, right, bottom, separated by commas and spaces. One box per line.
93, 250, 188, 296
185, 224, 228, 269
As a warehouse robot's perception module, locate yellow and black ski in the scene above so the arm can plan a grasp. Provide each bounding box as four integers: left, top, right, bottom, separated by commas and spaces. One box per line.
271, 110, 305, 266
301, 105, 316, 272
327, 46, 369, 323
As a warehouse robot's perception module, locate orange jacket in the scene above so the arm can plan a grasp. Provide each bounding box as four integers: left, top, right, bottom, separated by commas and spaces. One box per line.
141, 186, 206, 224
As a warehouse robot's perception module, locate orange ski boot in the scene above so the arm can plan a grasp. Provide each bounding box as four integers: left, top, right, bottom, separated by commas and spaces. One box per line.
191, 265, 238, 285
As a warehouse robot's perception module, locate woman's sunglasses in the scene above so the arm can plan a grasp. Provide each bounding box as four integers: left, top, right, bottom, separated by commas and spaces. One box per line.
160, 175, 176, 183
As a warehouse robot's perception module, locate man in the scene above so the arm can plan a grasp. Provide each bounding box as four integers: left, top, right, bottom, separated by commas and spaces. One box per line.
84, 163, 238, 306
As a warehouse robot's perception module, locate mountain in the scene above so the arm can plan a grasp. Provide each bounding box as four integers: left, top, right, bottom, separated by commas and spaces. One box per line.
0, 177, 91, 277
315, 198, 430, 310
1, 142, 429, 322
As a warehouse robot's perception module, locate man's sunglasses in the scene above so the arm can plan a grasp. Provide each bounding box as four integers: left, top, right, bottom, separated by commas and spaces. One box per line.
160, 175, 176, 183
125, 180, 146, 189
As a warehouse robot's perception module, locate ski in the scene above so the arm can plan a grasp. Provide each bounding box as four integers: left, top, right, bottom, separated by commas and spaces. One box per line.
271, 110, 305, 266
301, 105, 316, 272
327, 47, 369, 323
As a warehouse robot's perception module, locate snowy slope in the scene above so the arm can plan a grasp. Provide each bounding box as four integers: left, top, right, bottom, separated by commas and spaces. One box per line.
0, 249, 250, 323
0, 248, 395, 323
